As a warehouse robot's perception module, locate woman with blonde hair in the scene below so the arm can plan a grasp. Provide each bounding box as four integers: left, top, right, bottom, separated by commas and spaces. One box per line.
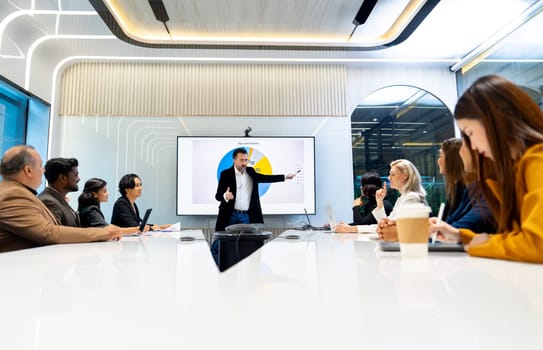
336, 159, 426, 234
374, 159, 426, 220
450, 75, 543, 262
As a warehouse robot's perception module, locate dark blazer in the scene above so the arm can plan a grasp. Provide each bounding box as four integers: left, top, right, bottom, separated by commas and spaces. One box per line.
79, 205, 108, 227
38, 186, 80, 227
446, 183, 496, 233
442, 182, 466, 221
351, 197, 393, 225
0, 180, 111, 253
111, 196, 141, 227
214, 166, 285, 232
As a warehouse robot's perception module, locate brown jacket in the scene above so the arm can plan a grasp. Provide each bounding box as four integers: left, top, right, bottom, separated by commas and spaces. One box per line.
0, 180, 111, 253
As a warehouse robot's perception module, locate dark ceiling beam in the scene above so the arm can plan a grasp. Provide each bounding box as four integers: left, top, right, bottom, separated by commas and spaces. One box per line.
383, 0, 441, 47
353, 0, 379, 26
148, 0, 171, 35
349, 0, 379, 40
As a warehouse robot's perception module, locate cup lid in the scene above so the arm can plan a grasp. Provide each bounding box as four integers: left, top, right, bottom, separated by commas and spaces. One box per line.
395, 203, 431, 219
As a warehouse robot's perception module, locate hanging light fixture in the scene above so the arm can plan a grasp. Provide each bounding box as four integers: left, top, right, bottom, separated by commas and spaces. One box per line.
148, 0, 171, 36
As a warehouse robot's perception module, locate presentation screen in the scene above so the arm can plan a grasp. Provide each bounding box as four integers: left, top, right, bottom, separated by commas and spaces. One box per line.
177, 136, 315, 215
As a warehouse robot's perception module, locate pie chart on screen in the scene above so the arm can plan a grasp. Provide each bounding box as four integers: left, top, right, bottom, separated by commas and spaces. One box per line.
217, 147, 273, 196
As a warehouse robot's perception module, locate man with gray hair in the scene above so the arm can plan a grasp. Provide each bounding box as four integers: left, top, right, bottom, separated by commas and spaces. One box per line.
0, 145, 122, 253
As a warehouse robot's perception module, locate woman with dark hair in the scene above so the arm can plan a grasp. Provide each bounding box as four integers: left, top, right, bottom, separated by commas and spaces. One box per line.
432, 138, 495, 237
111, 173, 145, 228
351, 172, 393, 225
111, 173, 170, 230
438, 138, 465, 220
78, 178, 109, 227
78, 178, 141, 234
449, 75, 543, 262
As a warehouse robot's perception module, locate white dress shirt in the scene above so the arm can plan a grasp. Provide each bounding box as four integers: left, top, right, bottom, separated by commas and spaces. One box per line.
233, 167, 253, 211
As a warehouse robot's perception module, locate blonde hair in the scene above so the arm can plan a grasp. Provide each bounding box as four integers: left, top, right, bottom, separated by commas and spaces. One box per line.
390, 159, 426, 198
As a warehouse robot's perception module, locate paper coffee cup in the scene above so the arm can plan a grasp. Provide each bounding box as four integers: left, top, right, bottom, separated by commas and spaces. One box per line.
395, 203, 431, 258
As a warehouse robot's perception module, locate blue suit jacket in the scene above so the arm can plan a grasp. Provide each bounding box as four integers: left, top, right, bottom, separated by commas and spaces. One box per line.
446, 183, 496, 233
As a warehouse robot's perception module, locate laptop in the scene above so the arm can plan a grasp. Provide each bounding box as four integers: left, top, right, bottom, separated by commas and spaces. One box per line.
325, 205, 337, 232
323, 205, 375, 234
303, 208, 325, 230
123, 208, 152, 236
138, 208, 153, 233
379, 240, 465, 252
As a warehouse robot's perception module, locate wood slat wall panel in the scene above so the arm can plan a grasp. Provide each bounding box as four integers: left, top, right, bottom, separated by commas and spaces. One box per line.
60, 62, 346, 117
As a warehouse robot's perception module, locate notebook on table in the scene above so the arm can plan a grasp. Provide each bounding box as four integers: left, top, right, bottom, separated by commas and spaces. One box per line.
379, 240, 465, 252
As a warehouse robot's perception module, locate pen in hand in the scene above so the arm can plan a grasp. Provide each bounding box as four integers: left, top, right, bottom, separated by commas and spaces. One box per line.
431, 202, 445, 244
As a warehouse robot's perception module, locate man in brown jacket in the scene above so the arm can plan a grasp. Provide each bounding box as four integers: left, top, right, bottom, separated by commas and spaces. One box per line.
0, 145, 122, 253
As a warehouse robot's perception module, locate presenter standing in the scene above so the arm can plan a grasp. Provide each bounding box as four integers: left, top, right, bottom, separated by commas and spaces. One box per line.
214, 148, 296, 232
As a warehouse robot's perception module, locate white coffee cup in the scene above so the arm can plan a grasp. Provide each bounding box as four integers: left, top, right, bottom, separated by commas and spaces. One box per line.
395, 203, 431, 258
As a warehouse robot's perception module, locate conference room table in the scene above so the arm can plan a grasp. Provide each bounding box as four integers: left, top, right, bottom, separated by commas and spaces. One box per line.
0, 229, 542, 350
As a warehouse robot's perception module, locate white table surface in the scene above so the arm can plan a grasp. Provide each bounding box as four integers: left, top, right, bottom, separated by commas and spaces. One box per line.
1, 229, 542, 350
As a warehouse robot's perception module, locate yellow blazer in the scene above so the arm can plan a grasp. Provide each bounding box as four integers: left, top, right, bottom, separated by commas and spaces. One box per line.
459, 144, 543, 263
0, 180, 111, 253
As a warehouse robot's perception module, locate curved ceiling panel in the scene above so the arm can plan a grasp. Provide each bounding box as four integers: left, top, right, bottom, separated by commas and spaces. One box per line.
88, 0, 440, 50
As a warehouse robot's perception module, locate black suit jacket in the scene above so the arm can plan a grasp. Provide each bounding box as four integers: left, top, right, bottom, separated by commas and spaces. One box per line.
214, 166, 285, 232
79, 205, 108, 227
111, 196, 141, 227
351, 198, 393, 225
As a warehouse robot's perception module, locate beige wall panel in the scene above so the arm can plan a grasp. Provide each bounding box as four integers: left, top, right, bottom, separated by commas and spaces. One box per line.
60, 62, 346, 117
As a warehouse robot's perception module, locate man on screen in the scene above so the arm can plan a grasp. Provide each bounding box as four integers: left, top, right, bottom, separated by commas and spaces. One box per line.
214, 147, 296, 232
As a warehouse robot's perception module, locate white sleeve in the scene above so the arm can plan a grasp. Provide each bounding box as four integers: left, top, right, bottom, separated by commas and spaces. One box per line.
371, 207, 386, 222
401, 192, 423, 205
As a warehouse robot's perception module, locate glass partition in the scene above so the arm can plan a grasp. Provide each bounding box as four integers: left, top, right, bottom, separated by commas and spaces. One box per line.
351, 85, 455, 214
0, 76, 50, 186
456, 10, 543, 106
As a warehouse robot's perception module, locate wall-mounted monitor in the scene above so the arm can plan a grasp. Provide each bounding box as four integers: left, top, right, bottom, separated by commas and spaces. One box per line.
0, 75, 50, 187
177, 136, 315, 215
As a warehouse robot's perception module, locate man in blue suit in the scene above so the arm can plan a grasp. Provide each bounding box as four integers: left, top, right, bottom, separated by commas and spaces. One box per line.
214, 148, 296, 232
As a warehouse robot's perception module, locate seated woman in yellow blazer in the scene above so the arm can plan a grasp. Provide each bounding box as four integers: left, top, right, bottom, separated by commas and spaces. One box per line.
450, 75, 543, 263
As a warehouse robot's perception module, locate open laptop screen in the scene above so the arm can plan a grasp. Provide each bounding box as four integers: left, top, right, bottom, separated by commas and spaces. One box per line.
138, 208, 153, 233
304, 208, 313, 228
